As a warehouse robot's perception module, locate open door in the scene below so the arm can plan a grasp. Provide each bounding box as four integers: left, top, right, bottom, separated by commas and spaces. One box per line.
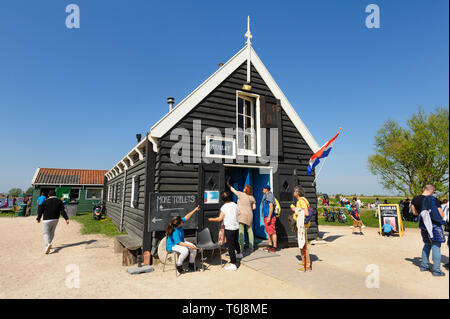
198, 163, 225, 242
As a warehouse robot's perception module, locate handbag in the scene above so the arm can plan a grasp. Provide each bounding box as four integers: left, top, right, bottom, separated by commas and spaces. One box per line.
218, 221, 226, 246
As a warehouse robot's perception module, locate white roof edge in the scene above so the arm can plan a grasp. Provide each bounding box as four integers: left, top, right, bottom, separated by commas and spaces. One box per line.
250, 47, 320, 152
106, 135, 148, 176
31, 167, 40, 186
150, 45, 248, 137
149, 44, 319, 152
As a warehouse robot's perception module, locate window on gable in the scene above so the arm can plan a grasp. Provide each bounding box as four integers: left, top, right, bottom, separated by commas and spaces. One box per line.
237, 94, 258, 155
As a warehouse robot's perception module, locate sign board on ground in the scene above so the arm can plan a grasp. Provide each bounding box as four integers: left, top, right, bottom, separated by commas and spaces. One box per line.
378, 204, 404, 237
148, 193, 198, 232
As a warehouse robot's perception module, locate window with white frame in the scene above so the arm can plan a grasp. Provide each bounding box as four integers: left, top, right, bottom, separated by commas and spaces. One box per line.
130, 176, 136, 208
86, 188, 102, 200
237, 94, 258, 155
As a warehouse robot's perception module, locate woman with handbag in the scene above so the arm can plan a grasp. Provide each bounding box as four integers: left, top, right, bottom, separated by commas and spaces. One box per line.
227, 180, 256, 253
291, 185, 312, 272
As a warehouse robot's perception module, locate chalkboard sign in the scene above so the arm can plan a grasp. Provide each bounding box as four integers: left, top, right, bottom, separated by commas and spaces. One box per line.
378, 204, 404, 237
148, 193, 198, 232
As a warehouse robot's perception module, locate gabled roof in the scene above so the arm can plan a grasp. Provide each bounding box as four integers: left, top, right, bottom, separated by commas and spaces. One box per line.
32, 168, 108, 186
149, 45, 320, 153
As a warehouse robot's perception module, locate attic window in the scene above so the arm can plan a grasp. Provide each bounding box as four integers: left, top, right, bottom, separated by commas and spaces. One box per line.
236, 93, 260, 156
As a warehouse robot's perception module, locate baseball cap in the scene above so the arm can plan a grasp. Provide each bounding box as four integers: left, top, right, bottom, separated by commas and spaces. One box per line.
262, 185, 271, 190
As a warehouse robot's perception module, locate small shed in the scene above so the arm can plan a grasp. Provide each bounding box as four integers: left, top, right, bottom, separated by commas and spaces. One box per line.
104, 20, 321, 259
30, 168, 108, 215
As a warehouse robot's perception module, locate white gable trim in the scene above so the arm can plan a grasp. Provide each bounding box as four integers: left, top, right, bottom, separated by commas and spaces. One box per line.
250, 47, 320, 152
31, 167, 40, 186
150, 45, 320, 152
150, 46, 248, 138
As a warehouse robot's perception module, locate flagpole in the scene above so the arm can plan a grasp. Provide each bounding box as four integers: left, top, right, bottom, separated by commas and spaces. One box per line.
312, 127, 342, 186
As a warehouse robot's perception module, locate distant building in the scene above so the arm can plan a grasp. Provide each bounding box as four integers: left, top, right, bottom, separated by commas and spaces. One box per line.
30, 168, 107, 215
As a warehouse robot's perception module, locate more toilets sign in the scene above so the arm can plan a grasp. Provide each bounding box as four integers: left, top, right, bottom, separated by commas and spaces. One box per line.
206, 136, 235, 159
148, 193, 198, 232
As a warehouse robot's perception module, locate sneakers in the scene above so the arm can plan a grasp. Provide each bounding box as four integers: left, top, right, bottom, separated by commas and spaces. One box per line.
44, 244, 51, 254
263, 246, 272, 252
176, 265, 184, 274
235, 253, 243, 259
225, 264, 237, 271
432, 271, 446, 277
268, 247, 277, 253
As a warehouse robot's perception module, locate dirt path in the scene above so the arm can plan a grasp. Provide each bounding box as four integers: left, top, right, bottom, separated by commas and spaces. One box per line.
0, 217, 311, 299
0, 217, 448, 299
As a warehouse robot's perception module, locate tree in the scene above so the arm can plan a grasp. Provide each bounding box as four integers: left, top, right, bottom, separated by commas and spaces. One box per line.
25, 187, 34, 195
368, 107, 449, 197
8, 188, 23, 197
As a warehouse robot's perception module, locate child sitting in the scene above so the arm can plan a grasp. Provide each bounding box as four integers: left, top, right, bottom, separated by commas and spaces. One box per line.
381, 223, 394, 237
166, 205, 200, 274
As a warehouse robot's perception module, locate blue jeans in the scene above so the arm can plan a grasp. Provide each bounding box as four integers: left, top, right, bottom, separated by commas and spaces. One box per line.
421, 242, 442, 273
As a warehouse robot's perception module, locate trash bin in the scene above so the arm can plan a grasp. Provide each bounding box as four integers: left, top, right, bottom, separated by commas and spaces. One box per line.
66, 201, 78, 217
16, 204, 26, 217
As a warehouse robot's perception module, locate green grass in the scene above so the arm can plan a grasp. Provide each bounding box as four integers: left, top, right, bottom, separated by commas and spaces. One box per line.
317, 207, 419, 229
0, 210, 16, 217
71, 212, 126, 237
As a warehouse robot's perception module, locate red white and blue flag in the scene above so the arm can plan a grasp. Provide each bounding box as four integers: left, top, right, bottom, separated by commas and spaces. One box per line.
307, 130, 341, 175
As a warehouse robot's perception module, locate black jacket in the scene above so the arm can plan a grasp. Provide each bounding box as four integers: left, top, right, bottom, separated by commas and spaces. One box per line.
37, 197, 69, 221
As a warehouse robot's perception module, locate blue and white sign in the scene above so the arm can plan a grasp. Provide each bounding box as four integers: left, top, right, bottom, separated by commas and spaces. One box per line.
204, 190, 219, 204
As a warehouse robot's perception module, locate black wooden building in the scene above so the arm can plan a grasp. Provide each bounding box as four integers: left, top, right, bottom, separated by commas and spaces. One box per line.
104, 25, 321, 258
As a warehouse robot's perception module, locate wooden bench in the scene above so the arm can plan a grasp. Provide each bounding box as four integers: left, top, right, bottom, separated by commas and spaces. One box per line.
114, 235, 142, 266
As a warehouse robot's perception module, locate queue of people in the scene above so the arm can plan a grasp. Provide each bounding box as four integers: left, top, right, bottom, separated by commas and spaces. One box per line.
163, 181, 318, 275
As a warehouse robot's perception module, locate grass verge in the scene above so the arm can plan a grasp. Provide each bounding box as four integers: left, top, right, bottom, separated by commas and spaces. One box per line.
317, 207, 419, 229
71, 212, 126, 237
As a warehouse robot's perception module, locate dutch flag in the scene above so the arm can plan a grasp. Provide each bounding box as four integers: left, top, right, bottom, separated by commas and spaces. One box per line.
307, 130, 341, 175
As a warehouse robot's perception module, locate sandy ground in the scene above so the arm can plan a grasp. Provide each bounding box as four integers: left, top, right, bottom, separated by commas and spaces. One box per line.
0, 217, 448, 299
0, 217, 310, 299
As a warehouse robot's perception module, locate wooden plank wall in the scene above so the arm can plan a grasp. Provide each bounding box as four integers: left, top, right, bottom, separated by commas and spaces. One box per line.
105, 159, 147, 240
152, 61, 318, 241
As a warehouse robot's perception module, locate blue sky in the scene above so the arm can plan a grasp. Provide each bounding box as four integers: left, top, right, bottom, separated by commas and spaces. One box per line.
0, 0, 448, 195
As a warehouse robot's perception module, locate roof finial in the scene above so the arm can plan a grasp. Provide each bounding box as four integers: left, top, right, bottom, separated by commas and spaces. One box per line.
245, 16, 252, 45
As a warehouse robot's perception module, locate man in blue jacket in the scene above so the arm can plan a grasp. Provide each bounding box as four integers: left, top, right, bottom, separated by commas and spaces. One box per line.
411, 184, 446, 277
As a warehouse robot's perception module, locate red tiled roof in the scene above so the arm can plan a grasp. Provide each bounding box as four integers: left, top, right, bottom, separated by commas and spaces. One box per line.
34, 168, 107, 185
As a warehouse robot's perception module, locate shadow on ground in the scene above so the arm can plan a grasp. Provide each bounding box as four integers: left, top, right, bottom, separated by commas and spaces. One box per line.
51, 240, 97, 254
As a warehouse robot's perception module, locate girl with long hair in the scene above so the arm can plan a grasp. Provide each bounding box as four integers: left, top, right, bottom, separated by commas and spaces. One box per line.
166, 205, 200, 274
227, 180, 256, 253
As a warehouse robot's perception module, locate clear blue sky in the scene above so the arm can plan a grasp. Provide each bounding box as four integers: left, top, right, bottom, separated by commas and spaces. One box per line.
0, 0, 448, 195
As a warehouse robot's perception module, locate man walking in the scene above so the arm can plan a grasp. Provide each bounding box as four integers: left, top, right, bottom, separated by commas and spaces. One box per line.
411, 185, 446, 277
36, 190, 69, 254
262, 185, 278, 252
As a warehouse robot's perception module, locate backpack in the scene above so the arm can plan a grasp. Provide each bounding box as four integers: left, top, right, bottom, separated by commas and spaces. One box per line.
299, 197, 315, 224
274, 197, 282, 217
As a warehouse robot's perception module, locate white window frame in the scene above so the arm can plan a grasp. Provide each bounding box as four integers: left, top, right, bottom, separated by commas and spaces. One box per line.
236, 91, 261, 156
85, 188, 103, 200
130, 175, 136, 208
205, 135, 236, 159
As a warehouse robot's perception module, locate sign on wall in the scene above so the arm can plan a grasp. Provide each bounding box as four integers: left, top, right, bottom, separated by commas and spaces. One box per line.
148, 193, 198, 232
206, 136, 235, 159
204, 190, 219, 204
378, 204, 404, 237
